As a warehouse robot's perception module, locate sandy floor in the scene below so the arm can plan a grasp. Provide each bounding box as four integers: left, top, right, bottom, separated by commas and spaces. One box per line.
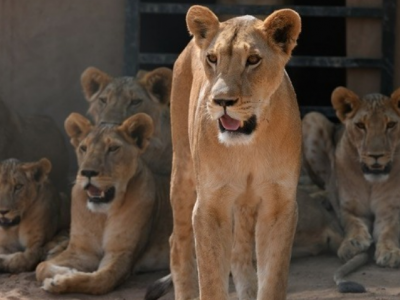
1, 254, 399, 300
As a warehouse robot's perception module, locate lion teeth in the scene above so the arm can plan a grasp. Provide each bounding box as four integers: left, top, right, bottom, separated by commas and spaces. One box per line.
101, 191, 105, 198
240, 121, 244, 127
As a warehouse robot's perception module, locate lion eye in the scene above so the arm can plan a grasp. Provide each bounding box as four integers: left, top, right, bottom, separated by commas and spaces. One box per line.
108, 146, 120, 153
355, 122, 366, 130
80, 145, 87, 152
99, 97, 107, 104
14, 184, 23, 192
247, 55, 261, 66
129, 99, 142, 107
387, 121, 397, 129
206, 54, 218, 64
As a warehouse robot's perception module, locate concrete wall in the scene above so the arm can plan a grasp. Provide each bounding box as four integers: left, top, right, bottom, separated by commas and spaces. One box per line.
0, 0, 125, 172
0, 0, 125, 134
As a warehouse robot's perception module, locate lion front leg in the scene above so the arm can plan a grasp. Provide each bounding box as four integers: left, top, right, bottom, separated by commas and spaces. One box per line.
337, 211, 373, 262
36, 246, 99, 283
169, 152, 198, 300
373, 207, 400, 268
255, 184, 298, 300
231, 199, 257, 300
0, 246, 43, 273
193, 189, 234, 300
41, 251, 132, 294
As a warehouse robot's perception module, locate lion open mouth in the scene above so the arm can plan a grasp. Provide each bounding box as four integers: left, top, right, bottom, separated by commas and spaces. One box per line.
84, 183, 116, 204
0, 216, 21, 228
362, 163, 392, 176
218, 114, 257, 135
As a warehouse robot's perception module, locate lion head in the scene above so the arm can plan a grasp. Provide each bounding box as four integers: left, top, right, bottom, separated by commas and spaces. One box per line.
64, 112, 154, 213
186, 6, 301, 146
80, 66, 172, 125
332, 86, 400, 182
0, 158, 52, 228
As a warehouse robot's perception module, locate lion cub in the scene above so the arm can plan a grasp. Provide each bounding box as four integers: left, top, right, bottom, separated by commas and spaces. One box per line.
303, 86, 400, 268
0, 158, 70, 273
36, 112, 169, 294
80, 66, 172, 175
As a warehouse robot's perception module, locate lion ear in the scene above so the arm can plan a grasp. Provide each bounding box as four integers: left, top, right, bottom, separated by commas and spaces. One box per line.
119, 113, 154, 153
64, 113, 93, 148
22, 158, 52, 183
136, 69, 148, 80
140, 67, 172, 105
260, 9, 301, 56
186, 5, 219, 48
390, 87, 400, 115
331, 87, 361, 123
81, 67, 112, 101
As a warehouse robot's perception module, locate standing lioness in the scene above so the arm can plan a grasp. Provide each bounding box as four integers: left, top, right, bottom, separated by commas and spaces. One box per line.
170, 5, 302, 300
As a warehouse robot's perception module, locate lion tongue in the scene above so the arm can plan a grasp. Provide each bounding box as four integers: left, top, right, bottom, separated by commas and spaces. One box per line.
87, 184, 102, 197
220, 114, 240, 131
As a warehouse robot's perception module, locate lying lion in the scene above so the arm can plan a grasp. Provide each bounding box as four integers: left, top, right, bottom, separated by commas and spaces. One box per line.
168, 5, 302, 300
0, 158, 70, 273
0, 99, 69, 192
80, 66, 172, 175
303, 86, 400, 291
36, 112, 171, 294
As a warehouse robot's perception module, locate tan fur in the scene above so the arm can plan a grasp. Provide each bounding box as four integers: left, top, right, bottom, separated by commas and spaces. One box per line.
0, 158, 70, 273
36, 113, 171, 295
145, 187, 343, 300
303, 86, 400, 268
80, 66, 172, 175
169, 6, 302, 300
0, 99, 69, 192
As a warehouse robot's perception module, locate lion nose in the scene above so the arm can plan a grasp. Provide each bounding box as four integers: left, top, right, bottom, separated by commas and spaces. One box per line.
81, 170, 99, 178
213, 99, 238, 107
0, 210, 9, 215
369, 154, 384, 160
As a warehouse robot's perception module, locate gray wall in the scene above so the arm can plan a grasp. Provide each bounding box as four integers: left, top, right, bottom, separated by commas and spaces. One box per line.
0, 0, 125, 172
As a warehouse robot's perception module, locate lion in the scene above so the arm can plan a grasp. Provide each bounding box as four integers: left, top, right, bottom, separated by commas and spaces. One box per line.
0, 99, 69, 193
80, 66, 172, 175
302, 86, 400, 288
167, 5, 302, 300
0, 158, 70, 273
35, 112, 172, 295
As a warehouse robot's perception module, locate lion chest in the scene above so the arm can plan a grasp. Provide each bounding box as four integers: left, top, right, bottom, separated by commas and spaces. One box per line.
0, 226, 24, 253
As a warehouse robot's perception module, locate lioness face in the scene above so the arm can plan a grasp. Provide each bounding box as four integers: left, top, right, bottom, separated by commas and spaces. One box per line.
186, 7, 301, 146
0, 158, 51, 227
332, 87, 400, 182
81, 67, 172, 125
65, 113, 154, 213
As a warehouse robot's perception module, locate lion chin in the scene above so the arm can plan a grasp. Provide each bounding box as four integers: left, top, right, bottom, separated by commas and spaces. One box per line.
217, 114, 257, 146
362, 163, 392, 183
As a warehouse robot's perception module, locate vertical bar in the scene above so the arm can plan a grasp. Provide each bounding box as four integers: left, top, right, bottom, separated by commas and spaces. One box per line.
124, 0, 140, 76
380, 0, 396, 95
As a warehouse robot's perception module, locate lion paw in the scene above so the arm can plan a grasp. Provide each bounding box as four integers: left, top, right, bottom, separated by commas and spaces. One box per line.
375, 247, 400, 268
42, 274, 69, 294
338, 236, 372, 261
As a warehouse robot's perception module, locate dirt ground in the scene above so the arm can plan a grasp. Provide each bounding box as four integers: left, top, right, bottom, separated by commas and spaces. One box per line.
1, 254, 399, 300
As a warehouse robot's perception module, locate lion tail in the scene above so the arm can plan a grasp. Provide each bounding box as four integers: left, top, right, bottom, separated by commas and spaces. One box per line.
334, 252, 368, 293
144, 273, 173, 300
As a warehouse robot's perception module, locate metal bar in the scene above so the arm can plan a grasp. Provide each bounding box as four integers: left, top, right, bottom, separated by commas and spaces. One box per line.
139, 3, 382, 18
124, 0, 140, 76
299, 106, 336, 118
139, 53, 383, 68
380, 0, 397, 95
